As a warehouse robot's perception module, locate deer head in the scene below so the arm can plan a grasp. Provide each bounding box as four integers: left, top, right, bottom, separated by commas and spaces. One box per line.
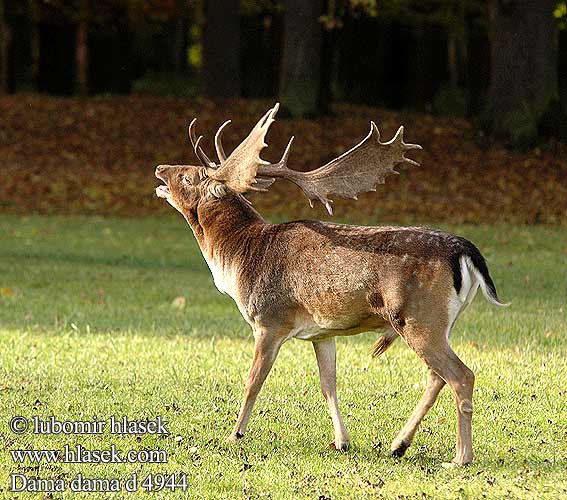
155, 103, 421, 215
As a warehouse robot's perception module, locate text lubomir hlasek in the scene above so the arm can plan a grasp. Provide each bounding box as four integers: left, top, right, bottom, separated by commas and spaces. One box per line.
31, 416, 169, 435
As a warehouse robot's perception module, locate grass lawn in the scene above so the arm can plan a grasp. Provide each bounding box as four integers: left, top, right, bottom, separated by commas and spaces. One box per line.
0, 214, 566, 499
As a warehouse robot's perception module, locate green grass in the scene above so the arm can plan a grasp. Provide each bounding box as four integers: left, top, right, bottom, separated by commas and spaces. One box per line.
0, 214, 566, 499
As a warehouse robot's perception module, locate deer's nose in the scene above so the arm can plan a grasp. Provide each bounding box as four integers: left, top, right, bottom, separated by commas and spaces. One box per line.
155, 165, 168, 177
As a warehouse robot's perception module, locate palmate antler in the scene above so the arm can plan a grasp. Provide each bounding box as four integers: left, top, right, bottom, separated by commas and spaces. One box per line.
206, 104, 290, 193
257, 122, 422, 214
187, 104, 286, 192
190, 104, 422, 214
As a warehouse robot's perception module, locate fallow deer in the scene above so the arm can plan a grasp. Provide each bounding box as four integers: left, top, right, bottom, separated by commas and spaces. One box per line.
154, 104, 505, 466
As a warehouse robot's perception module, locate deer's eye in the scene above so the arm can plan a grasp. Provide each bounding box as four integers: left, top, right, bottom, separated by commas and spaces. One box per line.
181, 174, 193, 185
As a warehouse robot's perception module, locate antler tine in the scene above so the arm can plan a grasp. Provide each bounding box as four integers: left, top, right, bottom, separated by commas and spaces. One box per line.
188, 118, 216, 169
389, 125, 423, 150
370, 122, 381, 142
214, 120, 231, 164
402, 136, 423, 166
254, 135, 294, 192
259, 103, 279, 131
248, 103, 280, 149
387, 125, 422, 166
188, 118, 201, 151
193, 134, 211, 167
270, 136, 294, 169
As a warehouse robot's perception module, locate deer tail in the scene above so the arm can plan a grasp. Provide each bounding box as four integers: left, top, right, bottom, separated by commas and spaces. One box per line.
370, 327, 399, 358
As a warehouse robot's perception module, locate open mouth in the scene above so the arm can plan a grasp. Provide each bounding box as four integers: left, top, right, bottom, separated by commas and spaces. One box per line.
155, 185, 170, 198
155, 167, 170, 199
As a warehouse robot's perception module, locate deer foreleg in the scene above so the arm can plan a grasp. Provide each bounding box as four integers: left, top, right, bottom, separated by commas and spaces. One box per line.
227, 328, 283, 442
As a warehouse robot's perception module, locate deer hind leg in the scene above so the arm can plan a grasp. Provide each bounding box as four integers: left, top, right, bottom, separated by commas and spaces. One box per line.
390, 368, 446, 457
227, 327, 284, 443
313, 338, 350, 450
393, 321, 475, 465
434, 348, 475, 466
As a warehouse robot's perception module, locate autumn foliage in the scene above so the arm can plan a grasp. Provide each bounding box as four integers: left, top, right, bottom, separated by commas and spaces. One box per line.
0, 94, 565, 224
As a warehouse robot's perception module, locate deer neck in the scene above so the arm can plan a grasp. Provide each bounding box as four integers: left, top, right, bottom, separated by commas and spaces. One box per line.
182, 194, 265, 295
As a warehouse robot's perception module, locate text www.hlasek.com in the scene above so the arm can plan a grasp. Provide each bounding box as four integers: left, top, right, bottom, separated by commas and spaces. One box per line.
11, 444, 167, 464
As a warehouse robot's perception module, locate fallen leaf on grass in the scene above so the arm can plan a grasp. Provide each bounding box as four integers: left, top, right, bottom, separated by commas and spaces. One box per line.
171, 296, 186, 309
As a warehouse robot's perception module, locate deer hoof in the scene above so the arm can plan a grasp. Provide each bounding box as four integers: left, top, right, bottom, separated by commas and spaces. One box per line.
390, 439, 409, 457
329, 441, 350, 451
442, 456, 473, 468
226, 432, 244, 444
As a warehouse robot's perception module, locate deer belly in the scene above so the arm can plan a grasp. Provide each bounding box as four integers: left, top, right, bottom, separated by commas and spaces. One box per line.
289, 320, 328, 340
289, 313, 381, 341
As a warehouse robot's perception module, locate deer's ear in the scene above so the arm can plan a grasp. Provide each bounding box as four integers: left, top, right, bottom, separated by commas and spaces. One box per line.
199, 168, 228, 198
205, 179, 228, 198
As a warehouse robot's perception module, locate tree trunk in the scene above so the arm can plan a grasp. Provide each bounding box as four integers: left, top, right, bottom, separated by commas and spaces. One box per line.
75, 0, 88, 95
30, 6, 39, 88
447, 30, 458, 89
279, 0, 323, 117
0, 0, 10, 93
447, 1, 468, 90
202, 0, 240, 98
318, 16, 335, 114
173, 3, 188, 75
488, 0, 557, 136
